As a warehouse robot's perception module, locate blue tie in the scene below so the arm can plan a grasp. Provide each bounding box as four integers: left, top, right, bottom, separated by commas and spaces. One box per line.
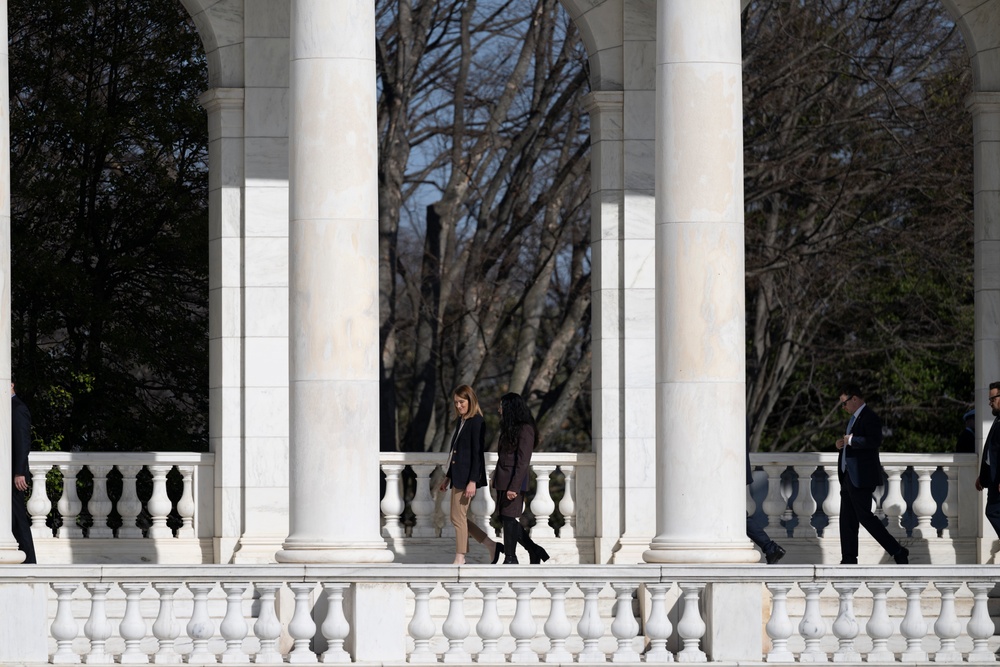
841, 414, 857, 472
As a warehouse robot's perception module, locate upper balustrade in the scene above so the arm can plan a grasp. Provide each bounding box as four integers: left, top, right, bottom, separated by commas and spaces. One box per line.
23, 449, 983, 565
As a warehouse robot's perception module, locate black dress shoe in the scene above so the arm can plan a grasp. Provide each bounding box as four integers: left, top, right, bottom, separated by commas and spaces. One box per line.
491, 543, 504, 565
894, 547, 909, 565
529, 545, 550, 564
765, 544, 785, 565
503, 555, 519, 565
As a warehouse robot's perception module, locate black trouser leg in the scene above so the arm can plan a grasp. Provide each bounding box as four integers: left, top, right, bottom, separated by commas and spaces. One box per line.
501, 517, 521, 563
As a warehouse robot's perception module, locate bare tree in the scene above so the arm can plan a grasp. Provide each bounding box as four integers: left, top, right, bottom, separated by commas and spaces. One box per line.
376, 0, 592, 452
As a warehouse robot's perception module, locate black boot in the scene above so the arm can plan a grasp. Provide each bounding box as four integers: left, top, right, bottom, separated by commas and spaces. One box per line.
519, 531, 550, 564
502, 517, 521, 564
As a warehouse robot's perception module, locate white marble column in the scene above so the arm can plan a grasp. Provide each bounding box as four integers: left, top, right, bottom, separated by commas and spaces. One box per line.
0, 0, 23, 564
644, 0, 757, 564
968, 92, 1000, 564
275, 0, 391, 563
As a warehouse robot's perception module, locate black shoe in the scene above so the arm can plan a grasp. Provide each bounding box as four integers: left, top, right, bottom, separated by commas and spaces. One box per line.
528, 544, 550, 564
765, 544, 785, 565
491, 542, 504, 565
503, 555, 519, 565
894, 547, 909, 565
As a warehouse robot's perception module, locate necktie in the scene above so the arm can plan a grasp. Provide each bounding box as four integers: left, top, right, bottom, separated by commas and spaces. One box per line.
841, 414, 856, 472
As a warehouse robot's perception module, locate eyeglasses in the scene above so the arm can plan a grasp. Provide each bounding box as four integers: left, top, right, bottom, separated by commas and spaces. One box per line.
990, 395, 1000, 404
840, 397, 852, 408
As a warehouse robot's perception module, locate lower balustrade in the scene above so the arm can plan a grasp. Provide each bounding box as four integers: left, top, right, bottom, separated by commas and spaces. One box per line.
5, 565, 1000, 664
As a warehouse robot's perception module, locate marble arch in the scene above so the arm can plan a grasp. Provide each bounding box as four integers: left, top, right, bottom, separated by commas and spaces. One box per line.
1, 0, 999, 565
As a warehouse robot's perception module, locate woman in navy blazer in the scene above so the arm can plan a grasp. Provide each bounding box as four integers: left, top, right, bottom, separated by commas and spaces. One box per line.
441, 385, 503, 564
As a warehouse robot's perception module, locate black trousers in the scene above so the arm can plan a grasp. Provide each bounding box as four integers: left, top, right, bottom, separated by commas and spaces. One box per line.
12, 488, 36, 564
838, 473, 901, 564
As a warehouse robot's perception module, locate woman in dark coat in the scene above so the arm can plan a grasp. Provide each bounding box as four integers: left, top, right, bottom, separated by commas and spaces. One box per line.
494, 392, 549, 564
441, 384, 503, 564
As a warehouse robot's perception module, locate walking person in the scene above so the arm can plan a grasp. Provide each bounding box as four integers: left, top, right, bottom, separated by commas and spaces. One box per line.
976, 382, 1000, 537
440, 385, 504, 564
494, 392, 549, 564
11, 383, 35, 564
836, 383, 908, 565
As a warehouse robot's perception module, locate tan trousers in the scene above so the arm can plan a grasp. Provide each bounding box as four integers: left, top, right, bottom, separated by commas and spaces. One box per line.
450, 487, 489, 554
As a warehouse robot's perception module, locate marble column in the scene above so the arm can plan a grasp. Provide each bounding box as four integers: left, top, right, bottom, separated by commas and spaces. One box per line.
0, 0, 24, 564
643, 0, 757, 564
275, 0, 391, 563
967, 92, 1000, 564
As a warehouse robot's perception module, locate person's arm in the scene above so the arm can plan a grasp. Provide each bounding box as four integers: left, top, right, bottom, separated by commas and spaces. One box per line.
463, 416, 484, 498
507, 425, 534, 495
847, 410, 883, 450
11, 400, 31, 477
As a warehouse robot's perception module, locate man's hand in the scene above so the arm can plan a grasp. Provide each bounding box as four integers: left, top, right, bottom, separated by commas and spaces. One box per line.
836, 437, 846, 450
976, 477, 984, 491
506, 490, 516, 501
13, 475, 27, 492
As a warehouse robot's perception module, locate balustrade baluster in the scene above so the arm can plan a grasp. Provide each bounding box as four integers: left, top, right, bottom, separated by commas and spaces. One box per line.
576, 582, 605, 663
220, 583, 249, 663
645, 583, 674, 663
831, 581, 860, 662
320, 583, 350, 663
152, 582, 183, 664
822, 466, 841, 537
407, 583, 437, 664
28, 463, 52, 537
84, 582, 114, 665
409, 465, 438, 538
765, 583, 794, 662
882, 466, 906, 537
441, 582, 471, 663
176, 466, 196, 538
119, 582, 150, 664
434, 474, 452, 540
542, 581, 573, 663
254, 583, 284, 665
147, 465, 174, 539
967, 582, 996, 662
483, 469, 498, 520
287, 583, 318, 664
87, 465, 114, 539
762, 465, 787, 536
530, 465, 557, 538
52, 582, 81, 664
797, 581, 827, 663
792, 465, 818, 537
510, 581, 539, 663
476, 582, 505, 663
558, 466, 576, 538
940, 465, 959, 538
186, 582, 217, 665
57, 464, 84, 538
900, 581, 928, 662
380, 464, 405, 538
118, 465, 144, 538
911, 467, 937, 538
610, 582, 640, 663
933, 581, 962, 663
864, 581, 895, 663
676, 582, 706, 663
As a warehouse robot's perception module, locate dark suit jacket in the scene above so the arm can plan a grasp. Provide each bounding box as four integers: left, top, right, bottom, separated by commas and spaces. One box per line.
493, 424, 534, 496
445, 414, 486, 489
839, 404, 884, 488
979, 416, 1000, 492
11, 395, 31, 478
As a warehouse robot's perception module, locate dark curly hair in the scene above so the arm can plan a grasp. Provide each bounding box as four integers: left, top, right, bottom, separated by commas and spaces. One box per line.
498, 392, 538, 453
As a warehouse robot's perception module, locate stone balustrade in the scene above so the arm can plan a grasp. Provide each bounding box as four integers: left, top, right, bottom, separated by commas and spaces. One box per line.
23, 450, 981, 565
5, 564, 1000, 664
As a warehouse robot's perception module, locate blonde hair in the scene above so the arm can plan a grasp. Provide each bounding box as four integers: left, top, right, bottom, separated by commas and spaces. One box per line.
452, 384, 483, 419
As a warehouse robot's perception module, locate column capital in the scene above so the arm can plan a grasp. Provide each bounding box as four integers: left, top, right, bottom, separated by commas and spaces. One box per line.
198, 87, 245, 113
966, 91, 1000, 114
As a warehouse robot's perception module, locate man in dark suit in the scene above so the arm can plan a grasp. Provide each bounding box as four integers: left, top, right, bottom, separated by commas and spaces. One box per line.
11, 383, 35, 563
836, 383, 907, 565
746, 421, 784, 563
976, 381, 1000, 537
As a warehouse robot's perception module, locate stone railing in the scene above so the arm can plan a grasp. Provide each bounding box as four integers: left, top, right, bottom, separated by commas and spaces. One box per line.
4, 564, 999, 665
25, 452, 215, 564
748, 452, 980, 563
